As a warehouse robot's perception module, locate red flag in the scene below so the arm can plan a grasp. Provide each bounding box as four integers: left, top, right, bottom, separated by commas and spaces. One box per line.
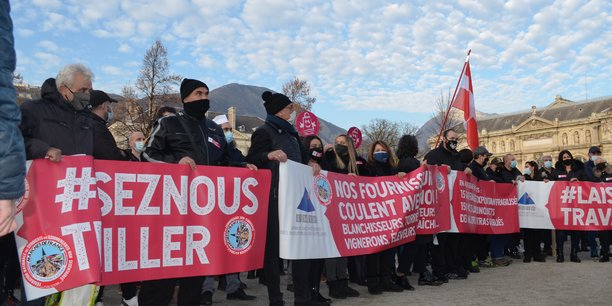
452, 61, 478, 150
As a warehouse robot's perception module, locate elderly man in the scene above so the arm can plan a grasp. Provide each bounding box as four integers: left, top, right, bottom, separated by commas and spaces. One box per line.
20, 63, 95, 305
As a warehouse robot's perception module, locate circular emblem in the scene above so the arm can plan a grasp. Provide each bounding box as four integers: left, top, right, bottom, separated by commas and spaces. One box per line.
224, 216, 255, 255
347, 127, 362, 149
435, 172, 446, 193
21, 235, 73, 289
296, 111, 321, 137
314, 174, 333, 206
15, 178, 30, 213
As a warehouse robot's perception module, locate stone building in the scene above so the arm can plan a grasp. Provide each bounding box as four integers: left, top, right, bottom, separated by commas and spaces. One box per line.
207, 107, 264, 156
439, 95, 612, 166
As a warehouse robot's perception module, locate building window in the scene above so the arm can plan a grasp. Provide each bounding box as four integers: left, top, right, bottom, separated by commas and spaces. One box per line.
500, 141, 506, 152
509, 140, 515, 151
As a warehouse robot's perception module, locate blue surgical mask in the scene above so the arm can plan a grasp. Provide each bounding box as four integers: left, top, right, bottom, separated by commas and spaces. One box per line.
544, 161, 553, 168
373, 151, 389, 163
591, 155, 600, 162
510, 160, 517, 168
224, 131, 234, 143
135, 141, 145, 152
523, 168, 531, 175
107, 110, 114, 122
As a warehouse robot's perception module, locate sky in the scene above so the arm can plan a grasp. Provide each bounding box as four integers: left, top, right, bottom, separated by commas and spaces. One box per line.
11, 0, 612, 130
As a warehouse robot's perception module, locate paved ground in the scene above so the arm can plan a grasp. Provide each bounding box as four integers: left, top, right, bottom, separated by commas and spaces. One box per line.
100, 249, 612, 306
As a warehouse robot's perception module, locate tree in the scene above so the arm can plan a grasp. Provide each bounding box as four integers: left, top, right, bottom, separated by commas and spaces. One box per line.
135, 39, 182, 131
282, 77, 316, 111
360, 119, 419, 154
422, 90, 462, 149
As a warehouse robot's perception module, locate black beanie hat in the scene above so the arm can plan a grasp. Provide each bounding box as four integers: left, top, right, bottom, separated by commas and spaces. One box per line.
180, 78, 208, 102
262, 91, 292, 115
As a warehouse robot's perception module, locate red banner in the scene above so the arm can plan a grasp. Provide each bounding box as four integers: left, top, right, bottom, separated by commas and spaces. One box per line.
321, 165, 449, 256
16, 156, 271, 299
452, 172, 519, 234
547, 181, 612, 230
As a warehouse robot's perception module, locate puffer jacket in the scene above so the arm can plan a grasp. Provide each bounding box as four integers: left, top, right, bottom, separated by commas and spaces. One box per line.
20, 78, 93, 159
0, 0, 25, 200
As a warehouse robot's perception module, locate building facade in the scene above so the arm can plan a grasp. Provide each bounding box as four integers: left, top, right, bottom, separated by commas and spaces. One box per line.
434, 95, 612, 166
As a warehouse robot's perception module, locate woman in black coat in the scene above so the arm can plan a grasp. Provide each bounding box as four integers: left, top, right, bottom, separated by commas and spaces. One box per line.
522, 161, 546, 263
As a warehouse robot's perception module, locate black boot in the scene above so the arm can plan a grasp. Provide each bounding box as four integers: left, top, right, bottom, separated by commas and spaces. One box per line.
556, 249, 564, 263
366, 277, 382, 295
327, 281, 346, 299
342, 279, 360, 297
395, 275, 415, 291
380, 276, 403, 292
600, 253, 610, 263
570, 249, 581, 263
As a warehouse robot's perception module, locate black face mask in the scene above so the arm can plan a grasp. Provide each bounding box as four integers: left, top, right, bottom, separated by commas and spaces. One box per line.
183, 99, 209, 119
563, 159, 573, 166
310, 147, 323, 161
335, 144, 348, 157
596, 163, 607, 171
446, 140, 458, 150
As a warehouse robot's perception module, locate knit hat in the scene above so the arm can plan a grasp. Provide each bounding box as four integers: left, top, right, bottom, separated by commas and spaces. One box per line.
262, 91, 292, 115
180, 78, 208, 102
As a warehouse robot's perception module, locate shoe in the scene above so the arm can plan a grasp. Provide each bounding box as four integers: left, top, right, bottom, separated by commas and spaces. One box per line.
570, 251, 581, 263
201, 291, 213, 306
523, 256, 532, 263
396, 275, 415, 291
240, 281, 247, 290
478, 258, 494, 268
493, 258, 511, 267
342, 280, 360, 297
380, 279, 404, 292
533, 255, 546, 263
433, 273, 448, 283
456, 267, 469, 278
444, 273, 460, 280
286, 284, 294, 292
599, 255, 610, 262
312, 289, 332, 303
367, 283, 383, 295
227, 288, 256, 300
418, 272, 443, 286
328, 281, 347, 299
121, 296, 138, 306
556, 250, 564, 263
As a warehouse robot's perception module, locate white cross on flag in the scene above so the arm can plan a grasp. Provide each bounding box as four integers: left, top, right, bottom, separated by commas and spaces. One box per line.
451, 61, 478, 150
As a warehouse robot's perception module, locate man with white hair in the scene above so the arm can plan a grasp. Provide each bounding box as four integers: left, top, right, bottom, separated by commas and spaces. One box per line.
20, 63, 94, 161
19, 63, 96, 306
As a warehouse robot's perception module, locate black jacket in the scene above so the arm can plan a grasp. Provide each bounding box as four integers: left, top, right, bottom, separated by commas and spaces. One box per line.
500, 166, 522, 183
551, 160, 586, 181
20, 78, 93, 159
468, 161, 489, 181
87, 110, 125, 161
143, 112, 231, 166
485, 167, 504, 183
397, 157, 421, 174
424, 144, 463, 170
366, 160, 397, 177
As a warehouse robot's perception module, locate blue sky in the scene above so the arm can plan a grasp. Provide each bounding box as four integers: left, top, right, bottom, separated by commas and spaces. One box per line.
11, 0, 612, 130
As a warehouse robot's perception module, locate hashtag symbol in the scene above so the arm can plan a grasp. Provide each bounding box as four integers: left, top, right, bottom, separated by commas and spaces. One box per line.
560, 186, 577, 204
55, 167, 97, 213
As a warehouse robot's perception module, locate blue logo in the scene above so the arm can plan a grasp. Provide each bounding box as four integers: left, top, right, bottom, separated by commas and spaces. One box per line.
297, 188, 316, 212
518, 192, 535, 205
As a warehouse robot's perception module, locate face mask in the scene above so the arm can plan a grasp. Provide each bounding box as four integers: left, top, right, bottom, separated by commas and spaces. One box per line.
596, 163, 607, 171
335, 144, 348, 157
224, 131, 234, 143
310, 147, 323, 161
563, 159, 573, 166
135, 141, 145, 152
67, 90, 90, 110
183, 99, 210, 119
510, 160, 517, 168
107, 109, 114, 122
591, 155, 600, 162
523, 168, 532, 175
447, 140, 458, 150
373, 151, 389, 163
544, 161, 553, 168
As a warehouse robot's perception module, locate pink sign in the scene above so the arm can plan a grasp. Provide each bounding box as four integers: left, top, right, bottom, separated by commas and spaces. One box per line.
347, 127, 362, 149
296, 111, 320, 136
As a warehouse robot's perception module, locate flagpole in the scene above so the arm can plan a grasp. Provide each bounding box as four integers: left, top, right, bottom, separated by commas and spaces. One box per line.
434, 49, 471, 148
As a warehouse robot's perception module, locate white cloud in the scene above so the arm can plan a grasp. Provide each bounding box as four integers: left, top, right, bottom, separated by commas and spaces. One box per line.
39, 40, 60, 53
118, 43, 133, 53
101, 66, 123, 75
17, 28, 35, 37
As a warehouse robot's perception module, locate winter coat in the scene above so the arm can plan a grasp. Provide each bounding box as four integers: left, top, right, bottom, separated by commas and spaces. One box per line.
86, 110, 125, 161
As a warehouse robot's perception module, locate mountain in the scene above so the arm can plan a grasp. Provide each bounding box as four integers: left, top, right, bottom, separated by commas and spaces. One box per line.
209, 83, 346, 144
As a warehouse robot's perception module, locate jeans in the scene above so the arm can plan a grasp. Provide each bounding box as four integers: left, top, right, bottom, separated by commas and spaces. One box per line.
489, 234, 507, 259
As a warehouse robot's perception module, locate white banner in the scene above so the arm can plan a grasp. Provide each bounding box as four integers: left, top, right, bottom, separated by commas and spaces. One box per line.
516, 181, 555, 229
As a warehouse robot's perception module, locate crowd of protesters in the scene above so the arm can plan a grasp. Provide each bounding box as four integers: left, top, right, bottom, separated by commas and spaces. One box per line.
0, 1, 611, 303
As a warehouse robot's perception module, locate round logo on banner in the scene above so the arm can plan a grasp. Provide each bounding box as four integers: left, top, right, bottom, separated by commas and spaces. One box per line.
15, 178, 30, 213
314, 174, 333, 206
347, 127, 362, 149
224, 216, 255, 255
21, 235, 73, 289
296, 111, 320, 136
